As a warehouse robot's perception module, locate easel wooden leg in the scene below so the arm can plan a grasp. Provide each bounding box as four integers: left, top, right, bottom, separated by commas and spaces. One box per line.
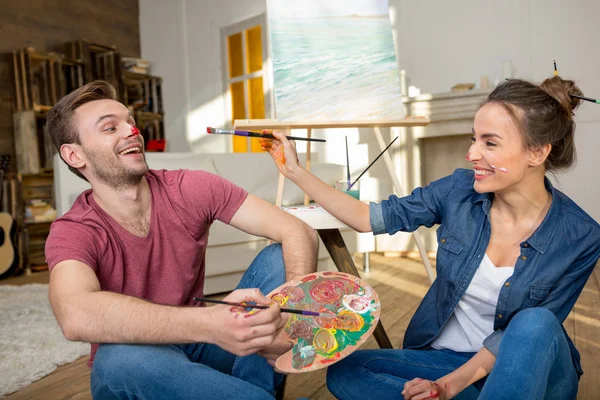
303, 128, 312, 206
372, 127, 436, 283
275, 173, 285, 207
318, 229, 393, 349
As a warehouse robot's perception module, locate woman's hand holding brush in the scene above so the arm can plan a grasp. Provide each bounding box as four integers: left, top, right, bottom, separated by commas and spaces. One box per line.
259, 130, 303, 179
261, 131, 372, 233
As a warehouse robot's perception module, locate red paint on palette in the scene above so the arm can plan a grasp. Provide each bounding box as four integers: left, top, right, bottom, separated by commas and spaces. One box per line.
319, 353, 341, 364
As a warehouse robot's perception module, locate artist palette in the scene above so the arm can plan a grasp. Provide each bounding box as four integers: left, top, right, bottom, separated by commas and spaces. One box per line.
268, 271, 380, 373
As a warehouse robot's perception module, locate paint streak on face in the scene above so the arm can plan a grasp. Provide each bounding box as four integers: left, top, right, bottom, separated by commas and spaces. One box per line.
131, 126, 140, 136
76, 99, 148, 187
468, 103, 532, 192
490, 164, 509, 173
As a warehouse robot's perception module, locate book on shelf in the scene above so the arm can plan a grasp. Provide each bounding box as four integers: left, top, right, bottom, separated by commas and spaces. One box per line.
24, 199, 56, 223
122, 57, 151, 74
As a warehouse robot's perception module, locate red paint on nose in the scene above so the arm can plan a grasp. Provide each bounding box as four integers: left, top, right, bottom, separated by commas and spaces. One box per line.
465, 152, 471, 161
131, 126, 140, 136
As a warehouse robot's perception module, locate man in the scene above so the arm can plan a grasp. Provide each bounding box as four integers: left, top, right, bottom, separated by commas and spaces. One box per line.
45, 81, 319, 399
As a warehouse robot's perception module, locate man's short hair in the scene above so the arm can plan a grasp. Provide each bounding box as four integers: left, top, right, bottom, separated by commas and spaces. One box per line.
46, 81, 118, 180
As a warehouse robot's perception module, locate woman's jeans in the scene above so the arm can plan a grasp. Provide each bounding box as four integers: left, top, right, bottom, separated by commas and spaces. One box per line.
327, 307, 579, 400
90, 244, 287, 400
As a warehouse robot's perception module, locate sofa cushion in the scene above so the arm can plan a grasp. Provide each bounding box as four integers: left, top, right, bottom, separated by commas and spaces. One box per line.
54, 153, 219, 216
148, 153, 217, 174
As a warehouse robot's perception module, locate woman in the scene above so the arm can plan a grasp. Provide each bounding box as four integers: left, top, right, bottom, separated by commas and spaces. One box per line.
260, 76, 600, 400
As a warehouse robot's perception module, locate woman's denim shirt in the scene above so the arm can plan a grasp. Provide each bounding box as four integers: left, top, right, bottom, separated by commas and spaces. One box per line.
370, 169, 600, 376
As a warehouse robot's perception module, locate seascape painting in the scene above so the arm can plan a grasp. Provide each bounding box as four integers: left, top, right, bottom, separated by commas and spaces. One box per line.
268, 271, 380, 373
267, 0, 404, 121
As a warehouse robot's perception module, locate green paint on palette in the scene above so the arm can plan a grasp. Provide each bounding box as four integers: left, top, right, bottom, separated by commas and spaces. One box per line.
275, 274, 377, 370
291, 338, 316, 369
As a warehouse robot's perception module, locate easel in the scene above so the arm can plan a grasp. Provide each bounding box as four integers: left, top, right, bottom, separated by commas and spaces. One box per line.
234, 117, 434, 351
234, 117, 434, 280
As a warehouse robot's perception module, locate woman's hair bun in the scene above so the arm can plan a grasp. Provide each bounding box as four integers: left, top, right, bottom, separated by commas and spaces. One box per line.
540, 76, 583, 119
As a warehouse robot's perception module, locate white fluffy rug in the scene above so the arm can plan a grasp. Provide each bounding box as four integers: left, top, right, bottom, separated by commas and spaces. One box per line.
0, 284, 89, 398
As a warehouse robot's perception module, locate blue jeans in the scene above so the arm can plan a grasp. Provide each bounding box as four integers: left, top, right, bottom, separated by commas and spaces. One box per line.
90, 244, 287, 400
327, 308, 578, 400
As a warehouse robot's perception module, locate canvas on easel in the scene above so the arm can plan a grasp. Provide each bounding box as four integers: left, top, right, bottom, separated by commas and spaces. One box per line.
266, 0, 404, 121
256, 1, 436, 283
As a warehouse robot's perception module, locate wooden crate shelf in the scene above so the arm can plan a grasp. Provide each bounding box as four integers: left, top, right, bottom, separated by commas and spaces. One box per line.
18, 171, 55, 268
8, 40, 166, 274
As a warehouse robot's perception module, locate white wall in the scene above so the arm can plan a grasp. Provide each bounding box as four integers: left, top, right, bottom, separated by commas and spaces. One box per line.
389, 0, 600, 221
141, 0, 599, 221
140, 0, 267, 153
140, 0, 401, 191
139, 0, 189, 152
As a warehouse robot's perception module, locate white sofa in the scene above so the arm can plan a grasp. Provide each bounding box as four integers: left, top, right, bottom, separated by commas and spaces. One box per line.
53, 152, 380, 294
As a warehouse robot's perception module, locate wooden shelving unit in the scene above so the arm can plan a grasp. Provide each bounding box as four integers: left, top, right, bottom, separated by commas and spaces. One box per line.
8, 40, 166, 273
18, 171, 55, 271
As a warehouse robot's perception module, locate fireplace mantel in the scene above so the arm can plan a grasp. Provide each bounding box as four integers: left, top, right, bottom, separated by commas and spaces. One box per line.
395, 88, 492, 192
403, 88, 492, 138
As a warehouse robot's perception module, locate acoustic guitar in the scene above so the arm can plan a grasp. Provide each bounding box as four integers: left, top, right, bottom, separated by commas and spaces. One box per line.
0, 155, 19, 279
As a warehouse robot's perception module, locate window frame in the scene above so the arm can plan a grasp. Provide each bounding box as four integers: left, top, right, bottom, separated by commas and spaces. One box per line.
220, 13, 274, 152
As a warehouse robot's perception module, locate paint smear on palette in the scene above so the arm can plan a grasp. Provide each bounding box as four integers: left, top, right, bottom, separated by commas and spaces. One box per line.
268, 271, 381, 373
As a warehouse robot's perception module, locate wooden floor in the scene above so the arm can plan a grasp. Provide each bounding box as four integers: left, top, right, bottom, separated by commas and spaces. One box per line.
2, 255, 599, 399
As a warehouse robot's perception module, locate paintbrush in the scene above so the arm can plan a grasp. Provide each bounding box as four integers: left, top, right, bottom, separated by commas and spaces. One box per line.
207, 127, 326, 142
569, 93, 600, 105
347, 136, 398, 191
193, 297, 336, 318
553, 61, 598, 104
345, 136, 351, 190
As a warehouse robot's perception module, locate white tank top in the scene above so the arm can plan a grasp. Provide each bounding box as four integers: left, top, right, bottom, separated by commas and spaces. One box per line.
431, 253, 514, 352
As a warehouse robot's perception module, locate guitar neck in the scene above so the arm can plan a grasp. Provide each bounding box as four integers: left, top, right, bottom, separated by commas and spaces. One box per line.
0, 170, 4, 212
0, 155, 12, 213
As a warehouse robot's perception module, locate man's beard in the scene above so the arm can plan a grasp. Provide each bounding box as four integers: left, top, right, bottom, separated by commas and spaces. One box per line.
84, 148, 149, 189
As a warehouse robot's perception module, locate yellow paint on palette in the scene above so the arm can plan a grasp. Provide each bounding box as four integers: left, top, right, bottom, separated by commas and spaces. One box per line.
271, 292, 289, 306
313, 328, 339, 356
267, 271, 381, 373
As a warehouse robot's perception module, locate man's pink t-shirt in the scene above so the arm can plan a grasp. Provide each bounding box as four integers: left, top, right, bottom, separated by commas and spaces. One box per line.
45, 169, 248, 366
